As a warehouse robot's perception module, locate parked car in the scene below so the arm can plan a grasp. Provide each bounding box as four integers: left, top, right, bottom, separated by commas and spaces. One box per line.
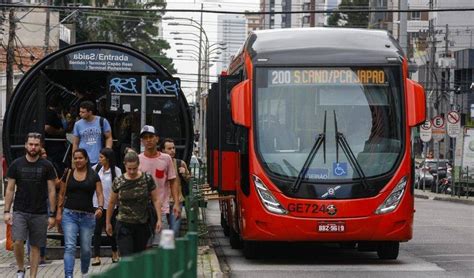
416, 159, 452, 191
415, 166, 435, 190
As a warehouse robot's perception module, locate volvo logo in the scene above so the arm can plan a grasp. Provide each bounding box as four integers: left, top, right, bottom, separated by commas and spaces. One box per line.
327, 204, 337, 216
321, 185, 341, 198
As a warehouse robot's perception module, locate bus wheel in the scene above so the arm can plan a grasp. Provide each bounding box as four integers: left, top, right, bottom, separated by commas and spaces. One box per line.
221, 213, 230, 236
229, 228, 243, 249
243, 241, 259, 259
377, 242, 399, 260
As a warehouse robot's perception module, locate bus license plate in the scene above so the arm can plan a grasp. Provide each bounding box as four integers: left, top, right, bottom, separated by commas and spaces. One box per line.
317, 221, 345, 233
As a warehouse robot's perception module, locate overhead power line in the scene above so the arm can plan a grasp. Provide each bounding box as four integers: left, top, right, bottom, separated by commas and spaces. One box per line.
0, 4, 474, 15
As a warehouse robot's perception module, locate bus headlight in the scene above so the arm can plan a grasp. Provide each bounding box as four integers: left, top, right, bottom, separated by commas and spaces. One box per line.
375, 177, 407, 215
253, 175, 288, 215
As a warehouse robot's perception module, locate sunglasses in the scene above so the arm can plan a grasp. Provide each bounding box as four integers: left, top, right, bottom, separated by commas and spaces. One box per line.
27, 132, 42, 139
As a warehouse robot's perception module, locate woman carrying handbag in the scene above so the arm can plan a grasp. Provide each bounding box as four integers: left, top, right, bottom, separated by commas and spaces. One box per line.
56, 149, 104, 278
106, 150, 162, 257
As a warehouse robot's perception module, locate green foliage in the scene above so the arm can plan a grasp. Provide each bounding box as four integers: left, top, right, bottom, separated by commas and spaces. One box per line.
60, 0, 176, 73
326, 0, 369, 28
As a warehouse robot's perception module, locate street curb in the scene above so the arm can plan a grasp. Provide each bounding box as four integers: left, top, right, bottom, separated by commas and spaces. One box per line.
432, 196, 474, 205
414, 194, 429, 200
208, 246, 224, 278
414, 192, 474, 205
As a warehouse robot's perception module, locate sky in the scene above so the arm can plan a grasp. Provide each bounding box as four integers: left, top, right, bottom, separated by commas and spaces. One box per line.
163, 0, 260, 102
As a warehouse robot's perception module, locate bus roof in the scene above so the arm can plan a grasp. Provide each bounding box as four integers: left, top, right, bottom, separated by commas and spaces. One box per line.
242, 28, 404, 67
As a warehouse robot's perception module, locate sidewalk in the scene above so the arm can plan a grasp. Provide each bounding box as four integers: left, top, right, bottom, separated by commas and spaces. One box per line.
0, 201, 220, 278
414, 188, 474, 205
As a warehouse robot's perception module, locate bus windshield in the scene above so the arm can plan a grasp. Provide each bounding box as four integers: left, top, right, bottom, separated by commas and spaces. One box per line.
255, 67, 403, 182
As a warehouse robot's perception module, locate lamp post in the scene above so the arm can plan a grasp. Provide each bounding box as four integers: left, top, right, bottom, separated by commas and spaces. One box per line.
166, 20, 209, 152
166, 15, 225, 161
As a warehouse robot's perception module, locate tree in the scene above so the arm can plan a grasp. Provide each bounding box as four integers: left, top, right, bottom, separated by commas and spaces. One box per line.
61, 0, 176, 73
326, 0, 369, 28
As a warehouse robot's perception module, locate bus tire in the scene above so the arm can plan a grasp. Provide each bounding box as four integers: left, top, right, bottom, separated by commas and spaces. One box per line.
243, 240, 259, 259
229, 228, 243, 249
377, 242, 399, 260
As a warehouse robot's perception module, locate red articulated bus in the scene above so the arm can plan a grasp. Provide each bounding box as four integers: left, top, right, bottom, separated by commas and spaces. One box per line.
207, 28, 426, 260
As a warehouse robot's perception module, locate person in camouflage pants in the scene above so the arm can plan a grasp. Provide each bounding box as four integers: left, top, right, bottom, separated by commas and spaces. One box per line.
105, 151, 162, 256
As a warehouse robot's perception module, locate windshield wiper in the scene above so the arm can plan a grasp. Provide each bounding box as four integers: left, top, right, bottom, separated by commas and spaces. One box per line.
333, 110, 369, 190
291, 111, 327, 193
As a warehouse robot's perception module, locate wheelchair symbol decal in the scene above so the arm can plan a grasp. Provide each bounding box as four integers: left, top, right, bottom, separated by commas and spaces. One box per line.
333, 162, 348, 177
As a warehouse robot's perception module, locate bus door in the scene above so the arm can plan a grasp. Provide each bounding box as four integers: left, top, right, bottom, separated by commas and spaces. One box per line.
207, 75, 241, 193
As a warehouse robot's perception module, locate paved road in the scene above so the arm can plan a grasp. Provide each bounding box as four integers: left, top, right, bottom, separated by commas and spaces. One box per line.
208, 198, 474, 278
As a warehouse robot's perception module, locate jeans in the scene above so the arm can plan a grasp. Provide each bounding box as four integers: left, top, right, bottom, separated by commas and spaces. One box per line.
62, 208, 96, 277
168, 203, 184, 237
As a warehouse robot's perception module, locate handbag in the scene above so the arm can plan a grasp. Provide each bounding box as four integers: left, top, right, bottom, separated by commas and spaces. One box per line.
144, 173, 158, 230
5, 224, 13, 251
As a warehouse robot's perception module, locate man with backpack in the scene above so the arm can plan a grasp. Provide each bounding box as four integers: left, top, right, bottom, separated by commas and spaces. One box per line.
160, 138, 191, 236
72, 101, 113, 165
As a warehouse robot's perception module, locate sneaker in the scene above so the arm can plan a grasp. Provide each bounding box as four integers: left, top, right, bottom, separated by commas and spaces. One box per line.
82, 273, 89, 278
17, 270, 25, 278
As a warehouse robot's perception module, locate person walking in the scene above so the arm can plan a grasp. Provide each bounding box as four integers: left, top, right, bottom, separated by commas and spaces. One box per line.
91, 148, 122, 265
160, 138, 190, 236
26, 148, 56, 266
138, 125, 180, 239
3, 132, 57, 278
56, 149, 104, 278
106, 151, 162, 256
72, 100, 113, 165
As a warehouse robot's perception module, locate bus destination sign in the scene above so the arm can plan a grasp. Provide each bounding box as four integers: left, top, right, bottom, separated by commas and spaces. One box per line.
269, 69, 386, 86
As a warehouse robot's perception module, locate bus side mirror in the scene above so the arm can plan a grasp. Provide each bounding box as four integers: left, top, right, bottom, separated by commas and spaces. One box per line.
406, 79, 426, 127
230, 80, 251, 128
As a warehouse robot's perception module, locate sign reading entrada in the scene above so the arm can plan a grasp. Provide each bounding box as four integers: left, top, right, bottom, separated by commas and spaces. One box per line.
65, 49, 155, 72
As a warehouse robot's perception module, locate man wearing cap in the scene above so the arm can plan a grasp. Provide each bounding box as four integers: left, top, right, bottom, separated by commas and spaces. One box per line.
138, 125, 180, 236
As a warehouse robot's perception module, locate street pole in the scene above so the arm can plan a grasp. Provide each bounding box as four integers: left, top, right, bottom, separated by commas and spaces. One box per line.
44, 0, 51, 55
6, 8, 16, 105
444, 24, 450, 161
140, 76, 147, 153
197, 2, 204, 158
195, 3, 203, 157
399, 0, 408, 56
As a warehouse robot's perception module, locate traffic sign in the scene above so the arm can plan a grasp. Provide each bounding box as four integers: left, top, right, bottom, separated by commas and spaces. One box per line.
446, 111, 460, 124
421, 120, 432, 130
447, 111, 461, 138
432, 115, 445, 128
432, 115, 446, 142
420, 120, 432, 142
